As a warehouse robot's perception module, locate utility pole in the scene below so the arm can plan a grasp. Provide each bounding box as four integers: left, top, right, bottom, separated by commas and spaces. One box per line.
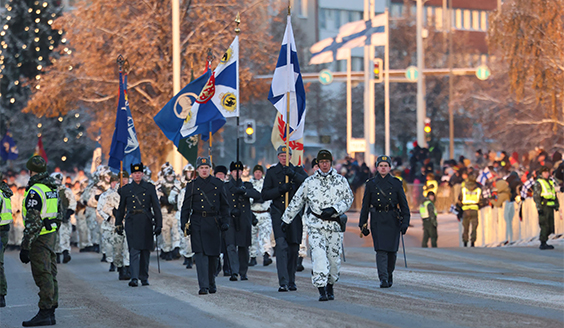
170, 0, 184, 173
363, 0, 376, 168
448, 0, 454, 159
384, 9, 390, 155
416, 0, 426, 148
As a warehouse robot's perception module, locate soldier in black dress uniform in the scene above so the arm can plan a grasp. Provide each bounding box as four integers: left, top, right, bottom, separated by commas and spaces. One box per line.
224, 161, 261, 281
359, 155, 410, 288
181, 157, 230, 295
115, 162, 163, 288
262, 146, 308, 292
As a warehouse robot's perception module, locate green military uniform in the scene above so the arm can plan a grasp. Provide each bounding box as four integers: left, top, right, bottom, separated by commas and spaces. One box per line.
19, 156, 62, 327
457, 176, 482, 247
419, 197, 437, 248
0, 174, 13, 308
533, 170, 559, 249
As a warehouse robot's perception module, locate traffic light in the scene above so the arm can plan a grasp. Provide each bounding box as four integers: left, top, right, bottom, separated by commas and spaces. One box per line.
424, 118, 431, 140
243, 119, 256, 144
373, 58, 383, 83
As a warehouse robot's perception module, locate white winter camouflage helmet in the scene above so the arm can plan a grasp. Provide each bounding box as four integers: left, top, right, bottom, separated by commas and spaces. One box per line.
50, 172, 64, 186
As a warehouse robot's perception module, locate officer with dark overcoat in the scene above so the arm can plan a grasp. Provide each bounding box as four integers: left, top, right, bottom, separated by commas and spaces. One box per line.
224, 161, 261, 281
181, 157, 230, 295
262, 145, 308, 292
115, 162, 162, 287
359, 155, 410, 288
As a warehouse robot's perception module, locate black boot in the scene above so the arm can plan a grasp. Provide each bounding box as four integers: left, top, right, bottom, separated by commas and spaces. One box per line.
249, 257, 257, 266
93, 244, 100, 253
326, 284, 334, 300
263, 253, 273, 266
539, 241, 554, 250
463, 242, 468, 247
129, 278, 138, 287
22, 309, 55, 327
56, 253, 61, 264
470, 241, 475, 247
318, 287, 328, 301
183, 257, 189, 265
109, 262, 116, 272
296, 257, 304, 272
165, 252, 174, 261
380, 280, 390, 288
230, 273, 238, 281
160, 251, 166, 259
388, 273, 393, 287
62, 250, 71, 264
101, 254, 107, 262
172, 247, 181, 259
0, 295, 5, 307
185, 257, 193, 269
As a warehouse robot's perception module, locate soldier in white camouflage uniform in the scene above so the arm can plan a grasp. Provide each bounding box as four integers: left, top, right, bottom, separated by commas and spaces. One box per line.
169, 164, 195, 268
156, 163, 182, 261
51, 173, 77, 264
281, 150, 353, 302
113, 172, 131, 280
248, 165, 273, 267
97, 173, 121, 272
76, 176, 92, 252
81, 166, 110, 255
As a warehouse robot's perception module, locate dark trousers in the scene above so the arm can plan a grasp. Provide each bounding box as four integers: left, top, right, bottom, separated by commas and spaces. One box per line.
194, 253, 218, 290
422, 219, 438, 248
275, 237, 299, 286
0, 230, 8, 296
129, 248, 150, 281
216, 232, 231, 276
227, 245, 249, 277
30, 233, 58, 309
462, 210, 479, 243
376, 251, 397, 283
538, 205, 555, 242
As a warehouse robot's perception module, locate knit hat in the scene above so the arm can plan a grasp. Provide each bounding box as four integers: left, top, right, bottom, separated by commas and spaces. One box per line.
119, 170, 130, 179
26, 156, 47, 173
317, 149, 333, 162
214, 165, 227, 175
253, 165, 264, 173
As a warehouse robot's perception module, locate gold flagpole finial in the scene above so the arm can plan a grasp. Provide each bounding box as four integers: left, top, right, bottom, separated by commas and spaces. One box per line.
235, 12, 241, 34
288, 5, 291, 16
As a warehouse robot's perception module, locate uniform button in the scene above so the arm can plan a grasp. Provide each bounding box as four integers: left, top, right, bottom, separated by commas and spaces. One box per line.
201, 199, 203, 202
201, 206, 204, 208
215, 187, 217, 189
377, 199, 380, 201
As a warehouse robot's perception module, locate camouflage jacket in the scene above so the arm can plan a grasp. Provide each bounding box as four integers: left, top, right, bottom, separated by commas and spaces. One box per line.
0, 181, 13, 213
97, 187, 120, 224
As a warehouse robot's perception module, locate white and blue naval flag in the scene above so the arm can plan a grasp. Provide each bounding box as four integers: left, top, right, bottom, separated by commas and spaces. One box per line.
268, 15, 306, 141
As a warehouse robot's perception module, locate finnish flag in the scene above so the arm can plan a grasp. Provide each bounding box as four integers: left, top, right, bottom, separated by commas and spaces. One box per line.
337, 13, 387, 49
268, 15, 306, 141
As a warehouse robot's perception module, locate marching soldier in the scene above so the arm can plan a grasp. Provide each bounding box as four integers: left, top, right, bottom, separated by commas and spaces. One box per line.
180, 157, 230, 295
224, 161, 261, 281
113, 172, 131, 280
19, 156, 62, 326
262, 145, 308, 292
214, 165, 232, 277
51, 172, 76, 264
0, 171, 13, 308
457, 173, 482, 247
115, 163, 162, 287
169, 163, 195, 268
533, 166, 560, 250
81, 166, 111, 255
359, 155, 410, 288
249, 165, 273, 267
97, 174, 120, 272
156, 163, 182, 260
282, 150, 353, 301
297, 159, 319, 272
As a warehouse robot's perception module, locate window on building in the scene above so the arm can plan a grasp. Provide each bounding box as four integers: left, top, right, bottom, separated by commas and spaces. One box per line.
472, 10, 480, 30
335, 9, 341, 29
481, 11, 488, 31
296, 0, 307, 18
319, 8, 326, 29
391, 3, 402, 18
463, 9, 471, 30
435, 7, 443, 30
455, 9, 462, 29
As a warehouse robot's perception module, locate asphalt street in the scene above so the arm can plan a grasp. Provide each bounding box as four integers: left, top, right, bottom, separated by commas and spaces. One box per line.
1, 213, 563, 327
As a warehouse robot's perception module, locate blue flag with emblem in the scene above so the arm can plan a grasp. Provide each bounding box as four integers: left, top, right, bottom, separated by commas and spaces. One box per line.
108, 72, 142, 173
0, 130, 18, 161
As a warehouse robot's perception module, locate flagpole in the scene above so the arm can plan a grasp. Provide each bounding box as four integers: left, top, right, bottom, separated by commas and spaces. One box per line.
384, 9, 390, 155
209, 122, 213, 163
235, 13, 241, 185
285, 7, 291, 209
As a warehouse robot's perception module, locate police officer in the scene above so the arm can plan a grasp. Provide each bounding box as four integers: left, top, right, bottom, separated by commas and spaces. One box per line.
282, 150, 353, 301
457, 173, 482, 247
262, 145, 308, 292
359, 155, 410, 288
19, 156, 61, 326
115, 162, 163, 287
420, 191, 438, 248
180, 157, 230, 295
225, 161, 261, 281
0, 171, 13, 308
533, 166, 559, 250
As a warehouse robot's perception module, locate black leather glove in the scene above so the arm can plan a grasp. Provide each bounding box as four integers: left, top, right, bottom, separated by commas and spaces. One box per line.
278, 183, 292, 194
220, 223, 229, 231
154, 227, 162, 236
361, 226, 370, 236
159, 196, 169, 205
115, 225, 124, 235
252, 216, 259, 226
112, 208, 119, 219
281, 221, 289, 233
43, 218, 56, 231
234, 187, 246, 195
400, 225, 408, 235
538, 209, 544, 216
63, 209, 74, 223
19, 249, 30, 264
95, 194, 100, 201
283, 166, 296, 178
321, 207, 337, 220
231, 208, 241, 219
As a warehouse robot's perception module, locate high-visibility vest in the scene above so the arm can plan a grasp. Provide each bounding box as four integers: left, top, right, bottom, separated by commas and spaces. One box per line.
419, 200, 437, 219
423, 179, 438, 197
461, 186, 481, 211
538, 179, 556, 207
23, 183, 59, 235
0, 190, 12, 226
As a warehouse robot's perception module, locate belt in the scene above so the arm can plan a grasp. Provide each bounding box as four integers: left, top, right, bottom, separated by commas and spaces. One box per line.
252, 210, 269, 214
371, 204, 394, 212
193, 210, 218, 217
308, 209, 337, 222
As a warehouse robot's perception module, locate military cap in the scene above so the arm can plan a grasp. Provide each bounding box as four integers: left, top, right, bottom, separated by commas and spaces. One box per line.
119, 170, 129, 179
26, 155, 47, 173
130, 162, 144, 173
183, 163, 195, 172
376, 155, 392, 166
196, 157, 211, 168
538, 166, 550, 174
50, 172, 64, 185
110, 173, 120, 182
311, 158, 319, 169
253, 164, 264, 173
317, 149, 333, 162
277, 145, 292, 156
230, 161, 244, 172
214, 165, 228, 175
